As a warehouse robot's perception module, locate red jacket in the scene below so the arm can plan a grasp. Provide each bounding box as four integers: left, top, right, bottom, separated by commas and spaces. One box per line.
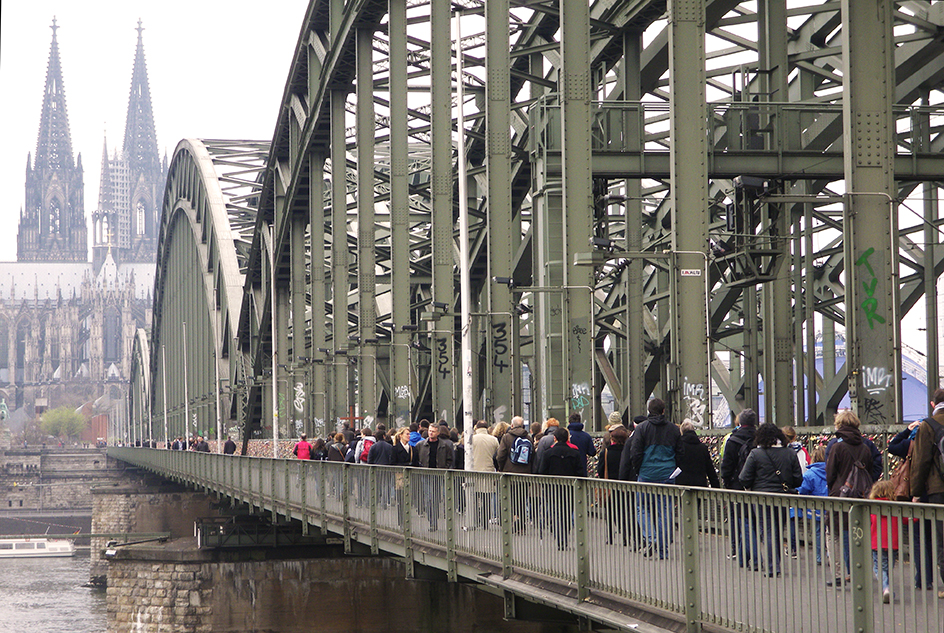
293, 441, 313, 460
869, 499, 909, 550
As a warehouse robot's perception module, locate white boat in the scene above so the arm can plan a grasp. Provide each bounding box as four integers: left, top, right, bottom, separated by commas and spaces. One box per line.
0, 537, 76, 558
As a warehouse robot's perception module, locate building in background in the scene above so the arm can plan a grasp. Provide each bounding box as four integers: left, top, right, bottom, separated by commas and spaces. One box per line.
0, 20, 160, 437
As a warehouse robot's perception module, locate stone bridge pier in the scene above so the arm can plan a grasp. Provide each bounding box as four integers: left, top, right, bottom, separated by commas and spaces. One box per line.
93, 463, 581, 633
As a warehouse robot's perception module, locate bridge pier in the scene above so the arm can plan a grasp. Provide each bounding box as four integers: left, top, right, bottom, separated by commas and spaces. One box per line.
90, 462, 217, 585
104, 539, 585, 633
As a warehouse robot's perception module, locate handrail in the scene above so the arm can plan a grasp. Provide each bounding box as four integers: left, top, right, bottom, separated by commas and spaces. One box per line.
108, 447, 943, 633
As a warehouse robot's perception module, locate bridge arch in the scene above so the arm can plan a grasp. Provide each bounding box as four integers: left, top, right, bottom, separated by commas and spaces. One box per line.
150, 139, 267, 445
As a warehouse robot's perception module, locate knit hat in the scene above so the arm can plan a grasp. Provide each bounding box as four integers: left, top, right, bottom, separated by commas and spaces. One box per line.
607, 411, 622, 426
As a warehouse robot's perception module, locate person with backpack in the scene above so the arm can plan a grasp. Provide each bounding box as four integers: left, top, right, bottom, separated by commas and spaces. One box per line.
720, 408, 758, 567
909, 386, 944, 599
825, 409, 877, 587
497, 416, 533, 474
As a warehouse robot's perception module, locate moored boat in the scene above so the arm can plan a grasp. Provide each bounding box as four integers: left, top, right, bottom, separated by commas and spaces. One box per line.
0, 537, 76, 558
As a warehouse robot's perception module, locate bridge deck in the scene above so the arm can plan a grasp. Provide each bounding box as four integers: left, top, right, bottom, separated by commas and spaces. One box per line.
109, 448, 943, 633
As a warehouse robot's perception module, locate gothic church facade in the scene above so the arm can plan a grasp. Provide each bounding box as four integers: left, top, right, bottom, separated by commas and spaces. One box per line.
0, 20, 162, 429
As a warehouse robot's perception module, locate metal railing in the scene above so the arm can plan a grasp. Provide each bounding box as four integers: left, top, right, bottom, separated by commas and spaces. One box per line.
109, 448, 943, 633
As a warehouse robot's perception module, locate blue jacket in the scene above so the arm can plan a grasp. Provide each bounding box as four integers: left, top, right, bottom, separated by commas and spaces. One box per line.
797, 461, 828, 497
409, 431, 423, 447
795, 461, 827, 519
567, 422, 597, 464
629, 414, 681, 483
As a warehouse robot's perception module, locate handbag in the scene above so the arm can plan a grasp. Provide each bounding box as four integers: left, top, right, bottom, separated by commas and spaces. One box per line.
890, 440, 914, 501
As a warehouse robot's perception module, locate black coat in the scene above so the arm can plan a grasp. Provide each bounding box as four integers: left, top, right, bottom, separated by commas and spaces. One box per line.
540, 442, 587, 477
597, 442, 625, 480
720, 426, 755, 489
392, 443, 412, 466
617, 433, 637, 481
739, 446, 804, 493
675, 430, 720, 488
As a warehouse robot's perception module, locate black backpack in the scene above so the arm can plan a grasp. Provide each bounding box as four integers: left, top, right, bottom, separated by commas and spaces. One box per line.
839, 443, 873, 498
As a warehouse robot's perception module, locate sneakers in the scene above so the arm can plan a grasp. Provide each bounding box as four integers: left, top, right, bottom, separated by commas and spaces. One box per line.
882, 589, 890, 604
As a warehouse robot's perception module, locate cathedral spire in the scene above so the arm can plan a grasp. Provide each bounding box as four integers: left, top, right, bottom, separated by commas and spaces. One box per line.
34, 16, 75, 172
122, 19, 159, 173
18, 17, 87, 263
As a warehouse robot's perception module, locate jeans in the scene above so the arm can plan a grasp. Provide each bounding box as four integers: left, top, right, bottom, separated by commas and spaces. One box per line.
637, 484, 673, 557
789, 512, 824, 564
734, 503, 758, 568
759, 506, 785, 575
872, 549, 899, 591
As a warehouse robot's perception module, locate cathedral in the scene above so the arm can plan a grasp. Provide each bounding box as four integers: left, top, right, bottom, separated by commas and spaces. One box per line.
0, 19, 163, 433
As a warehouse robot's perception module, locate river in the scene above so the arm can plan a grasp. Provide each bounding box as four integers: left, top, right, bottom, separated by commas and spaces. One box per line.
0, 550, 106, 633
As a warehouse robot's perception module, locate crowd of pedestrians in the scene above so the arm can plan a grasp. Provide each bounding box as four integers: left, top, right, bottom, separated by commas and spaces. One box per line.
158, 386, 944, 604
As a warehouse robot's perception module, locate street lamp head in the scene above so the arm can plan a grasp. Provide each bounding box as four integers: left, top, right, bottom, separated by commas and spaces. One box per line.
590, 236, 615, 250
431, 301, 448, 310
400, 324, 419, 332
492, 276, 515, 288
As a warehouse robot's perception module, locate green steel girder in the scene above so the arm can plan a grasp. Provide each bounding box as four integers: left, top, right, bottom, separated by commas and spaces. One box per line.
145, 2, 944, 445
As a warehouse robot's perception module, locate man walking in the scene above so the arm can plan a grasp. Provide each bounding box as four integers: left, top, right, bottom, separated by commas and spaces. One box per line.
469, 420, 499, 528
413, 424, 454, 530
910, 387, 944, 599
629, 398, 681, 558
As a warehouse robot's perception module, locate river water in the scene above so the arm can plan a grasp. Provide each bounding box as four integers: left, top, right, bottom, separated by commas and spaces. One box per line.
0, 550, 106, 633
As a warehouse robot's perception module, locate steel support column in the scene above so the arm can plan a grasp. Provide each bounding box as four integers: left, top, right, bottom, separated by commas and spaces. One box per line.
623, 30, 645, 419
331, 89, 350, 428
560, 0, 595, 428
357, 27, 378, 426
310, 152, 328, 435
292, 205, 308, 435
430, 0, 455, 424
389, 0, 411, 428
841, 0, 901, 427
669, 0, 710, 426
759, 0, 794, 425
485, 0, 517, 422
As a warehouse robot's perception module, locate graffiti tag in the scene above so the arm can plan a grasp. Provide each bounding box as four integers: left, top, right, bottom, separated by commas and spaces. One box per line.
855, 247, 885, 329
293, 382, 305, 413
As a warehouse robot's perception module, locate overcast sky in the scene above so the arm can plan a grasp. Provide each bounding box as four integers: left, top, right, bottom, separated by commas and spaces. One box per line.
0, 1, 310, 261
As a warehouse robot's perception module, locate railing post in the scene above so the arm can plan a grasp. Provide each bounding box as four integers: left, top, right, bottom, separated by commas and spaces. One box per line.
500, 474, 513, 578
681, 487, 701, 633
300, 460, 308, 536
370, 466, 378, 555
270, 457, 278, 523
848, 503, 873, 633
574, 478, 589, 600
319, 461, 327, 536
402, 467, 414, 577
446, 470, 456, 582
342, 463, 352, 553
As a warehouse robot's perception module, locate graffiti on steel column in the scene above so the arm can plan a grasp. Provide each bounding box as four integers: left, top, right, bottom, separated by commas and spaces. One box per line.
571, 324, 587, 354
861, 365, 892, 425
682, 378, 707, 427
571, 383, 591, 412
491, 321, 509, 373
278, 393, 286, 418
294, 420, 304, 435
492, 404, 507, 425
293, 382, 305, 413
435, 338, 451, 379
395, 384, 412, 402
854, 247, 886, 329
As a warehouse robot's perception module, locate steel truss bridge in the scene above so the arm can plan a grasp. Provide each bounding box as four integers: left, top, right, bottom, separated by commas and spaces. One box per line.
128, 0, 944, 444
